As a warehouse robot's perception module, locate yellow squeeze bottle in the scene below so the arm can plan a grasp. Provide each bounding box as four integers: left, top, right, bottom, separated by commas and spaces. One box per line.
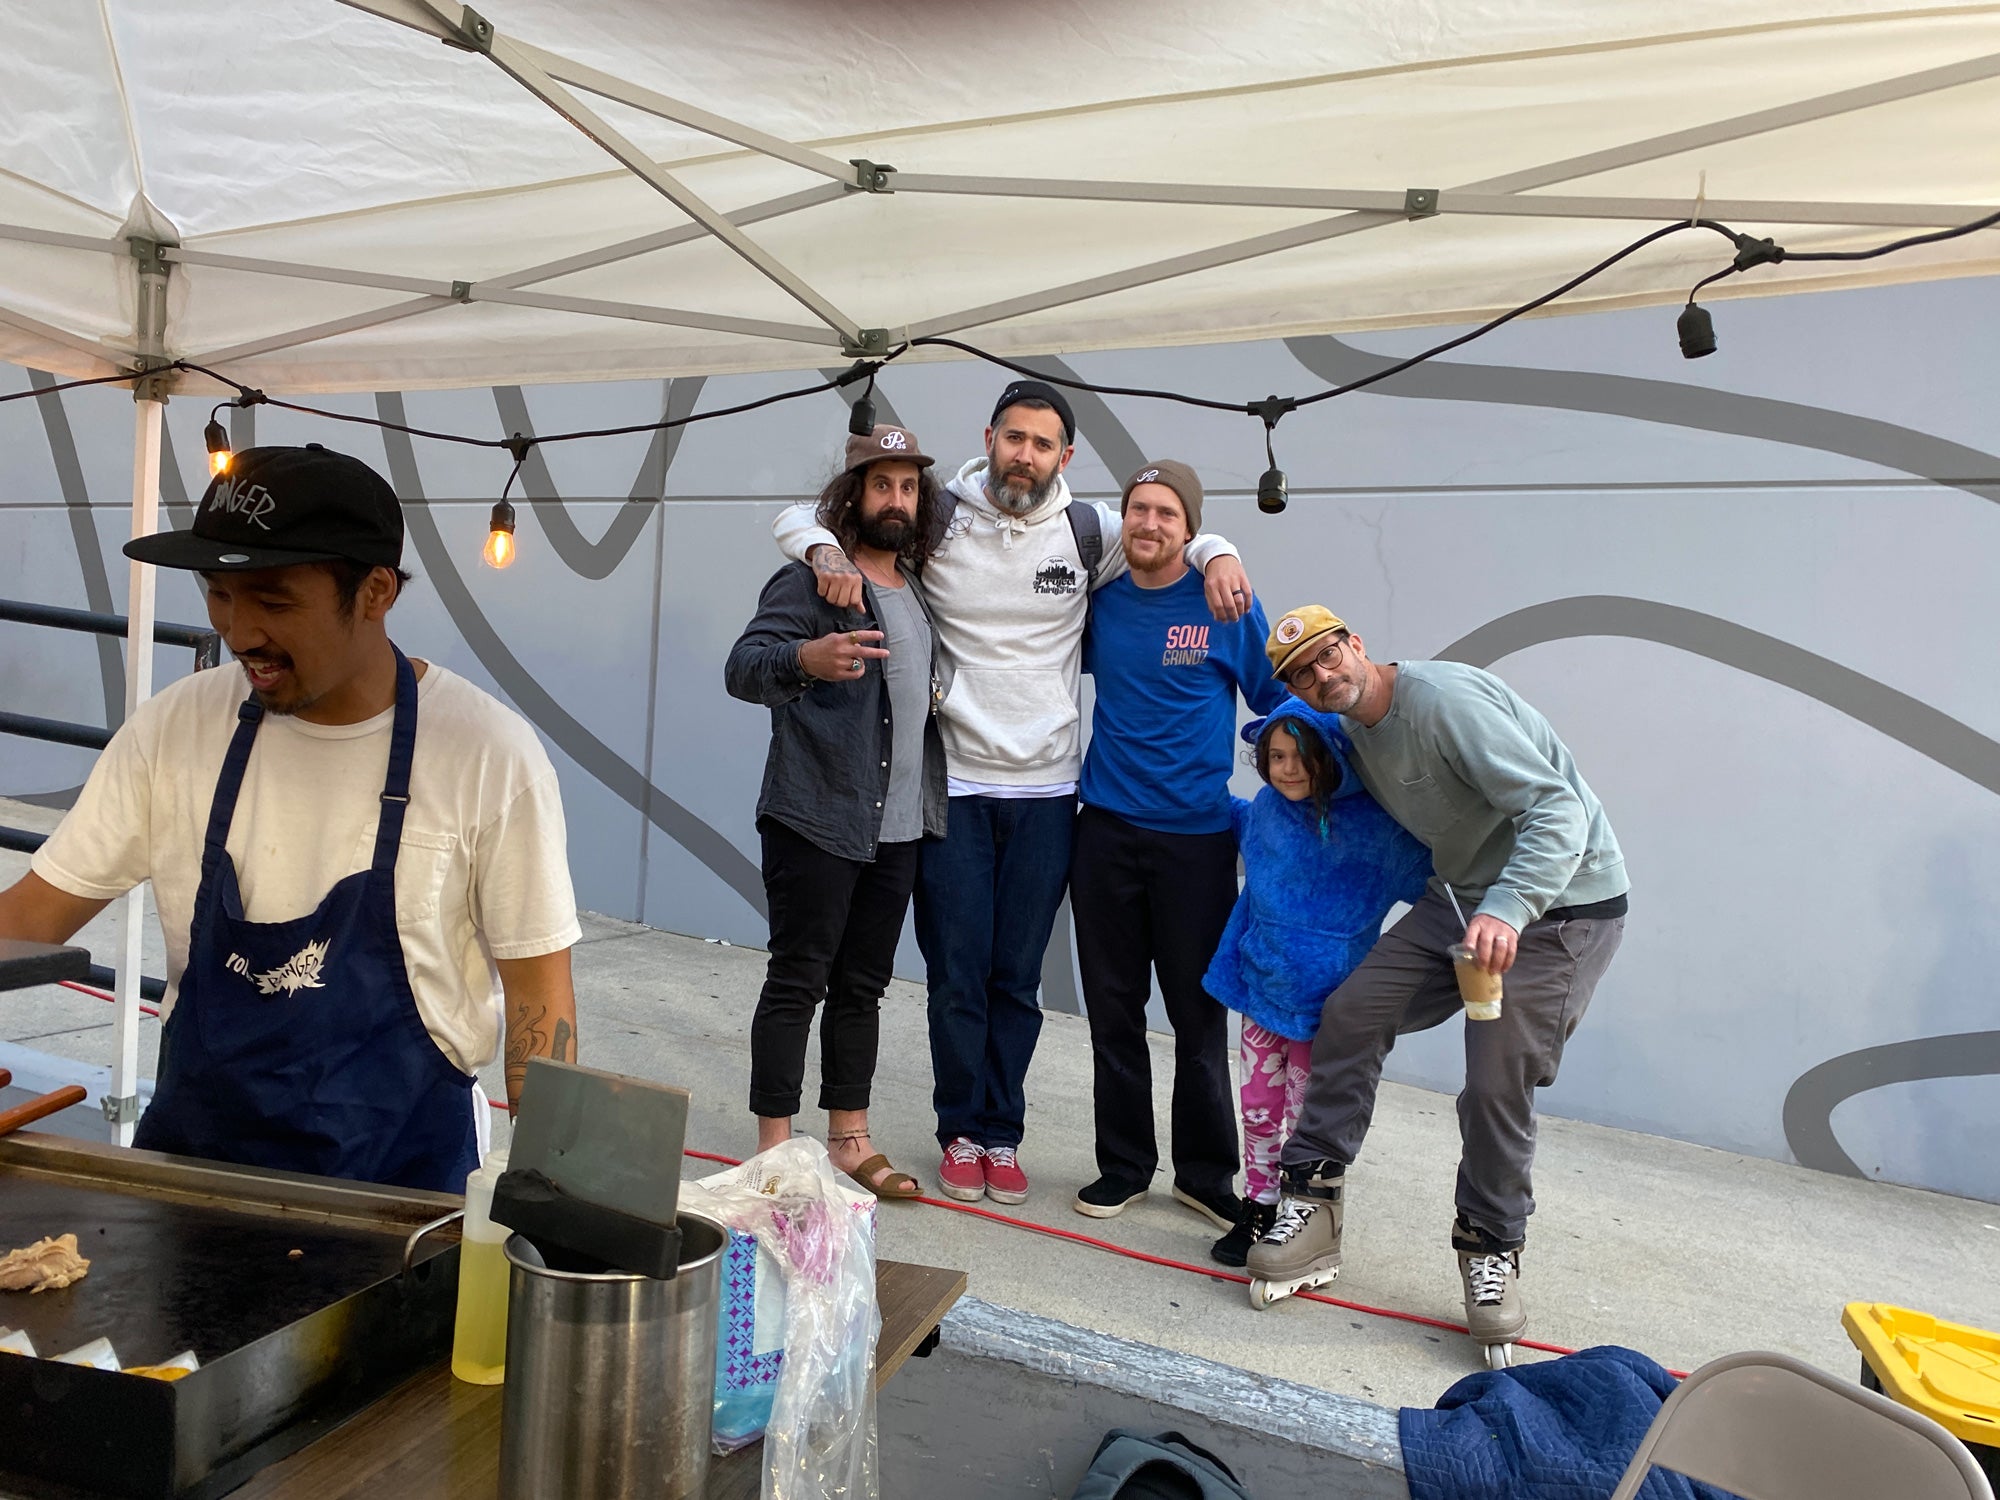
451, 1148, 512, 1385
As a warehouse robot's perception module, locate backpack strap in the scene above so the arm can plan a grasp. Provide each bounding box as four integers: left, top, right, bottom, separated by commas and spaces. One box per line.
1065, 499, 1105, 581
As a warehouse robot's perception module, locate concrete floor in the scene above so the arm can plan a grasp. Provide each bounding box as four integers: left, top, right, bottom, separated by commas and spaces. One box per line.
4, 796, 1997, 1414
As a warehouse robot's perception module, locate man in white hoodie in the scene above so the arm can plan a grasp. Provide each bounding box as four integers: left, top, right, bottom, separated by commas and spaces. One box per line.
772, 379, 1252, 1204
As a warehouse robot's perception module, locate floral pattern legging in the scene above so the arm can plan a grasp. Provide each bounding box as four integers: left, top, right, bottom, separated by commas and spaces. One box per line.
1239, 1019, 1315, 1204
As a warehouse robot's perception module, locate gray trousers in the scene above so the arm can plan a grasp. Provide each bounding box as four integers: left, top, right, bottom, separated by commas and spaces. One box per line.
1280, 888, 1624, 1247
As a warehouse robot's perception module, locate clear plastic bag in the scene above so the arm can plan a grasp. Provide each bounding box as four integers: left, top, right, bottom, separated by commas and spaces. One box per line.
683, 1137, 880, 1500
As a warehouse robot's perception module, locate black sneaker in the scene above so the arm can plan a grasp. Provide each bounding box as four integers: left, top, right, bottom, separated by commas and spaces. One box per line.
1073, 1175, 1149, 1219
1170, 1180, 1243, 1232
1210, 1198, 1278, 1266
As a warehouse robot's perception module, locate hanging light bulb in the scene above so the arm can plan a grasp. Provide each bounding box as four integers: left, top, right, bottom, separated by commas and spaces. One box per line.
483, 435, 532, 570
1250, 396, 1294, 515
484, 499, 517, 569
1257, 464, 1288, 515
847, 371, 878, 437
1677, 301, 1717, 359
204, 417, 233, 477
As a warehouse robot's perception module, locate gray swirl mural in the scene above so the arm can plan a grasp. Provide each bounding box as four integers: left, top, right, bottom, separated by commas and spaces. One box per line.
6, 289, 1996, 1197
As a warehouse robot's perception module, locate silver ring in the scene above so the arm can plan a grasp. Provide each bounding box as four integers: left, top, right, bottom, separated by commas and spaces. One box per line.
850, 657, 863, 672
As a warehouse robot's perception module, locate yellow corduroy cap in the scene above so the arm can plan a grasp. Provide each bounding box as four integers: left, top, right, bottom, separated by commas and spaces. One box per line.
1266, 605, 1348, 679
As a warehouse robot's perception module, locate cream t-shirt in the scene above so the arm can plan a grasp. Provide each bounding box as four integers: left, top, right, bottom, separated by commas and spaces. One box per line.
33, 658, 581, 1074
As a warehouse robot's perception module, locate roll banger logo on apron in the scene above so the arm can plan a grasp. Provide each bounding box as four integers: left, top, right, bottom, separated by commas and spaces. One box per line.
135, 648, 478, 1192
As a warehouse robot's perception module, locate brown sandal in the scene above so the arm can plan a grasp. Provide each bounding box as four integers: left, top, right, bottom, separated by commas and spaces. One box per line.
843, 1153, 922, 1200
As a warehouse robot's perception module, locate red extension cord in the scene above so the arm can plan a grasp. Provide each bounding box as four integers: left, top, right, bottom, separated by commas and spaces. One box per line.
57, 978, 1660, 1370
675, 1146, 1604, 1362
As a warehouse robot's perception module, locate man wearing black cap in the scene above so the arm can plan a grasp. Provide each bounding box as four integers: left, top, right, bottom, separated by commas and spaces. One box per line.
727, 425, 948, 1200
773, 381, 1254, 1206
0, 445, 581, 1192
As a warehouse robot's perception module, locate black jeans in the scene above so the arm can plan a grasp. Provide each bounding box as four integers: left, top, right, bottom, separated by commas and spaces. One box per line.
749, 817, 922, 1118
1069, 805, 1241, 1200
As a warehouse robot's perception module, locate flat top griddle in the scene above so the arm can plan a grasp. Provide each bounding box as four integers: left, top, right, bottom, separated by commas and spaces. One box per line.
0, 1133, 467, 1500
0, 1133, 461, 1367
1, 1175, 416, 1367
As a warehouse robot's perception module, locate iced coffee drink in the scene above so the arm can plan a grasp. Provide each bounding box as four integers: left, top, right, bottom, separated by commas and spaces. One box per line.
1448, 943, 1503, 1021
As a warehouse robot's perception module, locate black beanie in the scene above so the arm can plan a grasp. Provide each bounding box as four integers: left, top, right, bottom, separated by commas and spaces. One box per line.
989, 379, 1076, 447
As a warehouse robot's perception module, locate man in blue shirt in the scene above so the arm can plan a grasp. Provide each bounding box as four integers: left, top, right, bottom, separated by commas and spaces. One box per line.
1072, 461, 1288, 1227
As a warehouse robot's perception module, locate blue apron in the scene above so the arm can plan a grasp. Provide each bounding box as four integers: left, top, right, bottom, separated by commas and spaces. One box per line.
134, 648, 478, 1192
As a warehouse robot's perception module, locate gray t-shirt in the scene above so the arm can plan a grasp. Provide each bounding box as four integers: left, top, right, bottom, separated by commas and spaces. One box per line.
871, 582, 930, 844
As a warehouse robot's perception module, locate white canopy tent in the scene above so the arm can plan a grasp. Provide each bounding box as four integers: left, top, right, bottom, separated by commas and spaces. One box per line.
2, 0, 1996, 1136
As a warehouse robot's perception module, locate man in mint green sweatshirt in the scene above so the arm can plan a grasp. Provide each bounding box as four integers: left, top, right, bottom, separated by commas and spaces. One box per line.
1244, 606, 1626, 1358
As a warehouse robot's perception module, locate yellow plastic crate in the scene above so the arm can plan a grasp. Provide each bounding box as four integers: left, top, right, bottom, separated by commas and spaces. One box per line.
1843, 1301, 2000, 1455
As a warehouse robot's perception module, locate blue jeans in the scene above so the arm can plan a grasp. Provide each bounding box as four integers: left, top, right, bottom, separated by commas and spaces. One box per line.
914, 794, 1075, 1150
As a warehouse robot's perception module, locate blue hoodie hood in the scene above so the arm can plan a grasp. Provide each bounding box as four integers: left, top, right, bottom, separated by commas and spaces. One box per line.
1240, 698, 1370, 822
1203, 699, 1434, 1042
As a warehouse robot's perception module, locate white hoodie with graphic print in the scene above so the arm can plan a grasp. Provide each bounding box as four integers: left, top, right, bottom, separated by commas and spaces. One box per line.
771, 456, 1239, 789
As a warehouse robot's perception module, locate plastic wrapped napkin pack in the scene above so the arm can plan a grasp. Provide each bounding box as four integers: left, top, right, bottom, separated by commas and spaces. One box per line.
678, 1138, 881, 1498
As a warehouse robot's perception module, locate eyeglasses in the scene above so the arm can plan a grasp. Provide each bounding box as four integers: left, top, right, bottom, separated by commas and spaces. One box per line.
1285, 636, 1350, 691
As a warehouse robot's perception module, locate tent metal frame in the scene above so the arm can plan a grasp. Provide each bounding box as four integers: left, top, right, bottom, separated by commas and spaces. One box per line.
7, 0, 1993, 1144
0, 10, 1993, 375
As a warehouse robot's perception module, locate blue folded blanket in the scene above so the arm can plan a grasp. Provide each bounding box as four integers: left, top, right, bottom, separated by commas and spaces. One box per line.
1399, 1345, 1736, 1500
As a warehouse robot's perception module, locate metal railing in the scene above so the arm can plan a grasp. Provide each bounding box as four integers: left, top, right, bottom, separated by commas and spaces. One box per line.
1, 603, 203, 1003
0, 599, 220, 752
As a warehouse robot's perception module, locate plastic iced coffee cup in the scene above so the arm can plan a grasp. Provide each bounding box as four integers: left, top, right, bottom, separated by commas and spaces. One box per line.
1448, 943, 1503, 1021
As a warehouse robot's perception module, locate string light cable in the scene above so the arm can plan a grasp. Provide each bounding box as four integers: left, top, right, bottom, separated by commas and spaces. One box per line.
2, 207, 1992, 551
1674, 203, 2000, 359
162, 218, 1748, 478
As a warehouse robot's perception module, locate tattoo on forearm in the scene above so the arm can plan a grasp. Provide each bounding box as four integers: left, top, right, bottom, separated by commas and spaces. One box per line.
505, 1003, 549, 1111
552, 1017, 573, 1063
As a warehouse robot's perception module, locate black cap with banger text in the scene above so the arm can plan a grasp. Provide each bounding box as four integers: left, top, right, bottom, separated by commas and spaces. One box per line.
124, 444, 404, 573
989, 379, 1076, 447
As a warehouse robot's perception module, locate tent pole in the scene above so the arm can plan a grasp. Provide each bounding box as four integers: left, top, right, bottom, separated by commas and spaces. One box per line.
109, 394, 163, 1146
105, 238, 173, 1146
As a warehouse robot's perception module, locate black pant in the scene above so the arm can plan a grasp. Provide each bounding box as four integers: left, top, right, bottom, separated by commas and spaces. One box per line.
1069, 805, 1240, 1199
749, 817, 921, 1118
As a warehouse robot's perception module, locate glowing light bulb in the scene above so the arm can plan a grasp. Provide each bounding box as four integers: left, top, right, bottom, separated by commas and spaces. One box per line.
483, 499, 517, 570
204, 418, 232, 477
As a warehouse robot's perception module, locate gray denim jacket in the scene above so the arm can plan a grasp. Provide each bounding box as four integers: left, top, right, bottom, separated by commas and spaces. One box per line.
724, 561, 949, 861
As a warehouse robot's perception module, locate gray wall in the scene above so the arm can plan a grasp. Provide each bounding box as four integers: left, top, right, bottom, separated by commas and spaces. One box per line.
3, 274, 1996, 1203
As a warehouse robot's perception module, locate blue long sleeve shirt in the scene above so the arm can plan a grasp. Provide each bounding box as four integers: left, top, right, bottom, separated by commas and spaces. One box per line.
1080, 570, 1287, 835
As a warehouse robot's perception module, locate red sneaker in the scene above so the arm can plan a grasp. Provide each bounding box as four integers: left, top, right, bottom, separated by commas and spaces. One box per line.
937, 1137, 986, 1201
982, 1145, 1028, 1205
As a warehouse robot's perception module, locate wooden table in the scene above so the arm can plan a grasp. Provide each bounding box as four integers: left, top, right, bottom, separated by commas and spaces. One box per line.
0, 938, 90, 993
232, 1260, 966, 1500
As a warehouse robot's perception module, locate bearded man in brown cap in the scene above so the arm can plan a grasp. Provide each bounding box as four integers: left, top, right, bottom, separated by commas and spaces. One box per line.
725, 425, 949, 1200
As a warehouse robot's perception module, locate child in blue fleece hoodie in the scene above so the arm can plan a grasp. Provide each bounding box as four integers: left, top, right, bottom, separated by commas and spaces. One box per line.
1203, 699, 1433, 1265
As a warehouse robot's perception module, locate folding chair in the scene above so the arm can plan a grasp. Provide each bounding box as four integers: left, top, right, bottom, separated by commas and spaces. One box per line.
1609, 1350, 1995, 1500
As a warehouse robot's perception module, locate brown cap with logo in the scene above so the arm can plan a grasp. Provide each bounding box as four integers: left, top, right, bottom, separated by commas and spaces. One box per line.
844, 424, 933, 475
1266, 604, 1348, 679
1120, 459, 1204, 535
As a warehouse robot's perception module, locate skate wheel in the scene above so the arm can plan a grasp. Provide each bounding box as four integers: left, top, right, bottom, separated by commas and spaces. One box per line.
1248, 1280, 1278, 1310
1484, 1342, 1515, 1370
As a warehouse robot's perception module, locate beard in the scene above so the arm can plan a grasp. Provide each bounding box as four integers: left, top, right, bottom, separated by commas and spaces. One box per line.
986, 447, 1060, 516
236, 653, 315, 716
1307, 674, 1363, 715
856, 509, 913, 553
